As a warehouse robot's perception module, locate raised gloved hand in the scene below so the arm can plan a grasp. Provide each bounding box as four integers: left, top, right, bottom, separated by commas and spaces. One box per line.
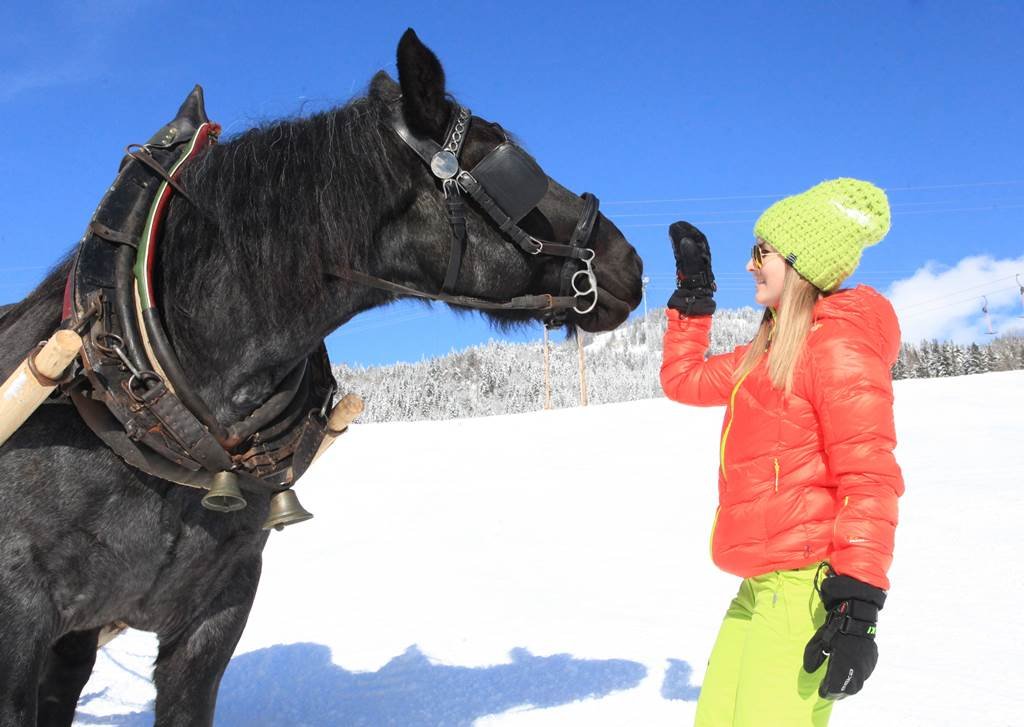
666, 221, 717, 316
803, 569, 887, 700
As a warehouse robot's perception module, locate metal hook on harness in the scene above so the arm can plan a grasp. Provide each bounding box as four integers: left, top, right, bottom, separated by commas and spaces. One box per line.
443, 178, 462, 199
571, 248, 599, 314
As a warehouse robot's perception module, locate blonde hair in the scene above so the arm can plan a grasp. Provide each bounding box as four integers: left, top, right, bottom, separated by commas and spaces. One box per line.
735, 265, 823, 394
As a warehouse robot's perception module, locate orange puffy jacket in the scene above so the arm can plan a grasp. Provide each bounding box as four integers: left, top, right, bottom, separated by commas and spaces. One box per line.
661, 285, 904, 590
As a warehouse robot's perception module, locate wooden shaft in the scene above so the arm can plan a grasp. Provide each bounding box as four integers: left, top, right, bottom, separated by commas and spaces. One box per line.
96, 621, 129, 649
0, 330, 82, 448
312, 393, 364, 463
543, 327, 552, 410
577, 332, 588, 407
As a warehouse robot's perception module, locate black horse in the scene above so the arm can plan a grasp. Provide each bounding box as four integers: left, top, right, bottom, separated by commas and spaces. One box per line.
0, 30, 643, 726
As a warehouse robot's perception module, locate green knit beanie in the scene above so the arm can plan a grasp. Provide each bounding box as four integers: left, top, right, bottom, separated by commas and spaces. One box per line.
753, 178, 891, 291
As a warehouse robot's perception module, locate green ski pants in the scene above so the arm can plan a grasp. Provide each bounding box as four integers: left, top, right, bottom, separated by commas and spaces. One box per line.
694, 565, 835, 726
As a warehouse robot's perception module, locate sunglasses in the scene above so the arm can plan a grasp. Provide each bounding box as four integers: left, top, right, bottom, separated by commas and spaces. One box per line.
751, 243, 780, 270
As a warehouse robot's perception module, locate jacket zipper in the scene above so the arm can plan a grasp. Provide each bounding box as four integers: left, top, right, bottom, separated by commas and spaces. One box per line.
773, 457, 780, 493
832, 495, 849, 539
709, 506, 720, 558
719, 369, 752, 484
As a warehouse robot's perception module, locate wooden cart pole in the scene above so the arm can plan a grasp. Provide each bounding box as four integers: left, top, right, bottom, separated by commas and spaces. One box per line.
577, 331, 588, 407
543, 327, 552, 410
0, 330, 82, 448
312, 392, 364, 464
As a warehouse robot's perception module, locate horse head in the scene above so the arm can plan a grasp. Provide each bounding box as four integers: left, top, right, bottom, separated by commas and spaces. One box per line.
363, 29, 644, 333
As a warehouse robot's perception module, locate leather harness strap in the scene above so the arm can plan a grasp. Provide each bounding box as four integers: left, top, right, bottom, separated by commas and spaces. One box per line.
335, 269, 576, 312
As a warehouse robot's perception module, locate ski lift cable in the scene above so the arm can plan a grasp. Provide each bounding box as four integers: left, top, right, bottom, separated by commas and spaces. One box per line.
898, 285, 1019, 320
331, 310, 434, 336
899, 286, 1017, 320
896, 275, 1020, 311
0, 265, 51, 273
604, 180, 1024, 206
618, 202, 1024, 229
900, 204, 1024, 216
643, 269, 922, 280
610, 197, 1024, 219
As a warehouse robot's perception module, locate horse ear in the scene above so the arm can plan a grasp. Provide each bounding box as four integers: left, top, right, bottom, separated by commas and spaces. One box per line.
396, 28, 449, 137
369, 71, 400, 102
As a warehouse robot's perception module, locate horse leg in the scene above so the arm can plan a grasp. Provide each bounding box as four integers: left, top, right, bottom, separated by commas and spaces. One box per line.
36, 628, 100, 727
151, 559, 260, 727
0, 599, 53, 726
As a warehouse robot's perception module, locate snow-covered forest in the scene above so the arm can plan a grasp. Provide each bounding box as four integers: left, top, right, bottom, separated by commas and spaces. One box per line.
333, 307, 1024, 423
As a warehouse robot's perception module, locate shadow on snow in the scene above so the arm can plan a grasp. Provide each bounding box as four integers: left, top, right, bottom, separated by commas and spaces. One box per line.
661, 658, 701, 701
75, 643, 651, 726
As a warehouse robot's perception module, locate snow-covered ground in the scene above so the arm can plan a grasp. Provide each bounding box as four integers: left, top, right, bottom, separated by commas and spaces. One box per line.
75, 370, 1024, 726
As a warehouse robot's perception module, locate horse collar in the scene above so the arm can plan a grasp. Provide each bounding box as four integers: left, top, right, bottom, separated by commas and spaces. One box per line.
61, 89, 337, 506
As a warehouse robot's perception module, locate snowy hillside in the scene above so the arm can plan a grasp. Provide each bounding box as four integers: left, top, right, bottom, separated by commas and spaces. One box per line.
332, 307, 1024, 424
331, 307, 763, 422
75, 371, 1024, 726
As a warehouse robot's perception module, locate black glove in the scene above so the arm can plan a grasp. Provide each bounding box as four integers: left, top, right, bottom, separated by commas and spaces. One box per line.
803, 569, 887, 700
666, 221, 717, 316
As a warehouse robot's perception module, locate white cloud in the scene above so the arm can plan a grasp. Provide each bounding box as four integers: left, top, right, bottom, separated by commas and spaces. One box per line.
886, 255, 1024, 345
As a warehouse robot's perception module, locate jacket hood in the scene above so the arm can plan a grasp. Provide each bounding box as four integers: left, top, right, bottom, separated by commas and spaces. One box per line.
813, 285, 901, 365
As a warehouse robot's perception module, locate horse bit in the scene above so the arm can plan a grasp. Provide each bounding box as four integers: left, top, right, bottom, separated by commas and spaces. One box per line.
343, 104, 601, 327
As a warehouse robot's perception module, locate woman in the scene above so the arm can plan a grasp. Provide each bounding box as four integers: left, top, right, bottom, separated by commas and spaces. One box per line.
660, 178, 904, 726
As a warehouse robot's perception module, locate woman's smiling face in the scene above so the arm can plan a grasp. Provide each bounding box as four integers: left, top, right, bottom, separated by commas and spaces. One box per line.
746, 240, 787, 308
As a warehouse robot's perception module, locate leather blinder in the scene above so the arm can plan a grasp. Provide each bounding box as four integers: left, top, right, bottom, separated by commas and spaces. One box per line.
469, 143, 548, 223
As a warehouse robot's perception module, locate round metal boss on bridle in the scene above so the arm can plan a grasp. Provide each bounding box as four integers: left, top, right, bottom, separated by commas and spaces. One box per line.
430, 150, 460, 179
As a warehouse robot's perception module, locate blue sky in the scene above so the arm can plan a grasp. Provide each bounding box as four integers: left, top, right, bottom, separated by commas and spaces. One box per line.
3, 1, 1022, 365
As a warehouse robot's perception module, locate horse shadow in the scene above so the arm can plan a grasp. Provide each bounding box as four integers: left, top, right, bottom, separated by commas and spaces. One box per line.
75, 643, 650, 726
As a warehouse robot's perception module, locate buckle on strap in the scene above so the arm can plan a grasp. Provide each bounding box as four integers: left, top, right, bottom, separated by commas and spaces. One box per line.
832, 600, 878, 638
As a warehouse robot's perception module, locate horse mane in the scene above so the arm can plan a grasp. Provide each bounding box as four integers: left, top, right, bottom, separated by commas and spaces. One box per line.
159, 73, 411, 317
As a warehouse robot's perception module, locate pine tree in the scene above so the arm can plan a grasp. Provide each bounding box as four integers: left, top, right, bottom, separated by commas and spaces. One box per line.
964, 343, 985, 375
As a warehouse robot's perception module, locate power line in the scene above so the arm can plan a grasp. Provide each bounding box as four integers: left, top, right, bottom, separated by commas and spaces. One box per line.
617, 204, 1024, 229
603, 180, 1024, 206
0, 265, 51, 273
898, 285, 1020, 321
608, 198, 1024, 219
894, 274, 1021, 311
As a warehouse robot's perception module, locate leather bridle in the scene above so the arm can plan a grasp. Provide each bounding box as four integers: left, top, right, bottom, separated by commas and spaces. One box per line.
339, 104, 602, 328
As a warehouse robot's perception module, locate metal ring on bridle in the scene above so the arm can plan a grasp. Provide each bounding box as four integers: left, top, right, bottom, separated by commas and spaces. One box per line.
571, 271, 599, 314
570, 247, 599, 314
94, 333, 126, 356
127, 370, 163, 402
571, 269, 596, 297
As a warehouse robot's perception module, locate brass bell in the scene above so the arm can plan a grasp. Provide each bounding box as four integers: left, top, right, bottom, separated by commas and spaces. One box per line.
202, 471, 247, 512
263, 489, 313, 531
